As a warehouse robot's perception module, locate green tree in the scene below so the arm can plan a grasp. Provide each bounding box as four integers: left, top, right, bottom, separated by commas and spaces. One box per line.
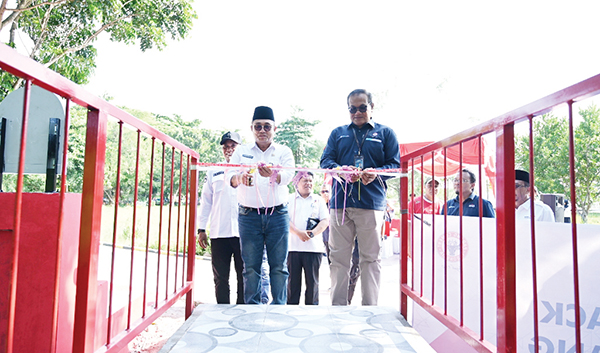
515, 105, 600, 222
274, 106, 324, 168
0, 0, 196, 97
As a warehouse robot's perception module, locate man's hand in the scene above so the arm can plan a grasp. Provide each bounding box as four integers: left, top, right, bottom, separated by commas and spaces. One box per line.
257, 164, 272, 177
197, 230, 209, 249
296, 230, 311, 242
361, 168, 377, 185
341, 166, 361, 183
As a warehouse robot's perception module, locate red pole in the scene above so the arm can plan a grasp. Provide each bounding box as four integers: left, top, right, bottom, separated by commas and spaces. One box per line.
478, 135, 484, 340
107, 122, 124, 345
127, 130, 142, 329
567, 101, 582, 353
174, 151, 183, 292
495, 123, 517, 353
50, 98, 71, 353
182, 155, 191, 286
400, 160, 409, 318
459, 142, 464, 326
6, 79, 31, 353
155, 143, 166, 308
186, 157, 198, 319
72, 108, 108, 353
528, 116, 541, 353
143, 138, 156, 317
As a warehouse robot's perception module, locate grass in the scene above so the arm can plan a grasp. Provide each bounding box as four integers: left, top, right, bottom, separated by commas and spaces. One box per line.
100, 203, 197, 254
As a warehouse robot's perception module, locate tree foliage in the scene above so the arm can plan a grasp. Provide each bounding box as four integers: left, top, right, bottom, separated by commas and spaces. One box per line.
274, 106, 325, 168
0, 0, 196, 97
515, 105, 600, 222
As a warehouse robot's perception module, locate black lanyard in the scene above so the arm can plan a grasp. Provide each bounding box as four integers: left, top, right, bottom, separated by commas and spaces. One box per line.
352, 126, 372, 156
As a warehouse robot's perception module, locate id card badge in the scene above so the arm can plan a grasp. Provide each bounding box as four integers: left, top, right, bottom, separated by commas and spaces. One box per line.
354, 155, 364, 169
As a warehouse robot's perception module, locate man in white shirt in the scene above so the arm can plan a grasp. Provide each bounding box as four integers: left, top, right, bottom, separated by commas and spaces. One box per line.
515, 169, 555, 222
287, 172, 330, 305
229, 106, 295, 304
197, 131, 243, 304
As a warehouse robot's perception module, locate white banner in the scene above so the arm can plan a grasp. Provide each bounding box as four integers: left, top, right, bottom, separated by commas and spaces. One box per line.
410, 215, 600, 353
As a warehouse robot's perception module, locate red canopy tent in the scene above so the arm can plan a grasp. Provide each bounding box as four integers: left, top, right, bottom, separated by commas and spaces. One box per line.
400, 139, 497, 196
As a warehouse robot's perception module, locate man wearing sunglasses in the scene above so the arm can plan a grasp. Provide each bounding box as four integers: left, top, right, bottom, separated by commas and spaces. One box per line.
197, 131, 244, 304
229, 106, 295, 304
320, 89, 400, 306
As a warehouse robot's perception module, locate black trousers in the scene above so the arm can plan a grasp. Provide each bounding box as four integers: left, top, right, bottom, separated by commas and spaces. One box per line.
287, 251, 322, 305
211, 237, 244, 304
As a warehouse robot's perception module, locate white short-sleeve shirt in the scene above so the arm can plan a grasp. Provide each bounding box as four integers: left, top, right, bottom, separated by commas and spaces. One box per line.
287, 192, 330, 253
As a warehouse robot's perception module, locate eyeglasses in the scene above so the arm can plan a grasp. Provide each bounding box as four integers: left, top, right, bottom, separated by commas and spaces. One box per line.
253, 124, 272, 132
348, 104, 369, 114
320, 190, 329, 194
222, 145, 236, 150
515, 183, 528, 189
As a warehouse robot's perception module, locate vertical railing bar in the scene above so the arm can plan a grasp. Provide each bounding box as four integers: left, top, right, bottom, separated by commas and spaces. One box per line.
166, 146, 175, 300
400, 159, 409, 317
431, 150, 436, 306
410, 159, 415, 288
174, 151, 183, 293
478, 135, 484, 340
106, 121, 124, 344
459, 143, 464, 326
567, 101, 582, 353
185, 156, 199, 319
127, 130, 142, 329
50, 98, 71, 352
155, 143, 166, 308
182, 155, 191, 286
496, 122, 517, 353
72, 107, 108, 353
527, 115, 540, 353
419, 156, 424, 297
443, 147, 448, 315
142, 137, 155, 318
6, 79, 31, 353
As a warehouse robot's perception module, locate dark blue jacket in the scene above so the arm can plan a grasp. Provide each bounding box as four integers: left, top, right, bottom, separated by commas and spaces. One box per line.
320, 120, 400, 211
442, 193, 495, 218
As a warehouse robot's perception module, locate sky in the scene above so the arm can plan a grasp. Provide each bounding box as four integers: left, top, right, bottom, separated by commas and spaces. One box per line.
83, 0, 600, 145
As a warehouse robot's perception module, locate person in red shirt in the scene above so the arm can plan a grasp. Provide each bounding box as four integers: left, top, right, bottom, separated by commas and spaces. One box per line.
408, 177, 442, 216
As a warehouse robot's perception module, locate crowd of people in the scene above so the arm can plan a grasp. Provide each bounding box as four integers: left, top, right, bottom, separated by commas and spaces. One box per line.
197, 88, 556, 306
198, 89, 399, 305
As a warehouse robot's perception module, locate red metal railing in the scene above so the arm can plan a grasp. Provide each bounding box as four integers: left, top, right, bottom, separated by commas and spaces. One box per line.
0, 44, 199, 353
401, 74, 600, 353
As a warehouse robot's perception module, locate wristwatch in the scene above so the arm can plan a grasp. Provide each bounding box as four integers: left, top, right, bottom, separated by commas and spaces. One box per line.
307, 231, 314, 238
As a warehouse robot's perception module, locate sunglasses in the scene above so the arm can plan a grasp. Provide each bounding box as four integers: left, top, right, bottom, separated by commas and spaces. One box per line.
320, 190, 329, 194
253, 124, 272, 132
348, 104, 369, 114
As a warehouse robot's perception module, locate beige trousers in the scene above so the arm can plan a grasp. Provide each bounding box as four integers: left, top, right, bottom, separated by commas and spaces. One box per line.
329, 208, 384, 305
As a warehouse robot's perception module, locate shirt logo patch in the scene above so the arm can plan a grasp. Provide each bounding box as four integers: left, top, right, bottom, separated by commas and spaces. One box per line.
212, 171, 224, 177
366, 138, 382, 143
242, 154, 254, 159
468, 204, 475, 208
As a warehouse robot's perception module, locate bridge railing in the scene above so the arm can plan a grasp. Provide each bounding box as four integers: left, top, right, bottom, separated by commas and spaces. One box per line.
400, 73, 600, 353
0, 44, 199, 353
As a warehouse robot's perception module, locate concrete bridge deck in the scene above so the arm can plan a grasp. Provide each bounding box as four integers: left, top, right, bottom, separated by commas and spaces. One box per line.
159, 304, 435, 353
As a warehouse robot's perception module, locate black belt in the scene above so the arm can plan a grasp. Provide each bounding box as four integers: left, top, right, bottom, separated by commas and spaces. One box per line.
241, 204, 286, 213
